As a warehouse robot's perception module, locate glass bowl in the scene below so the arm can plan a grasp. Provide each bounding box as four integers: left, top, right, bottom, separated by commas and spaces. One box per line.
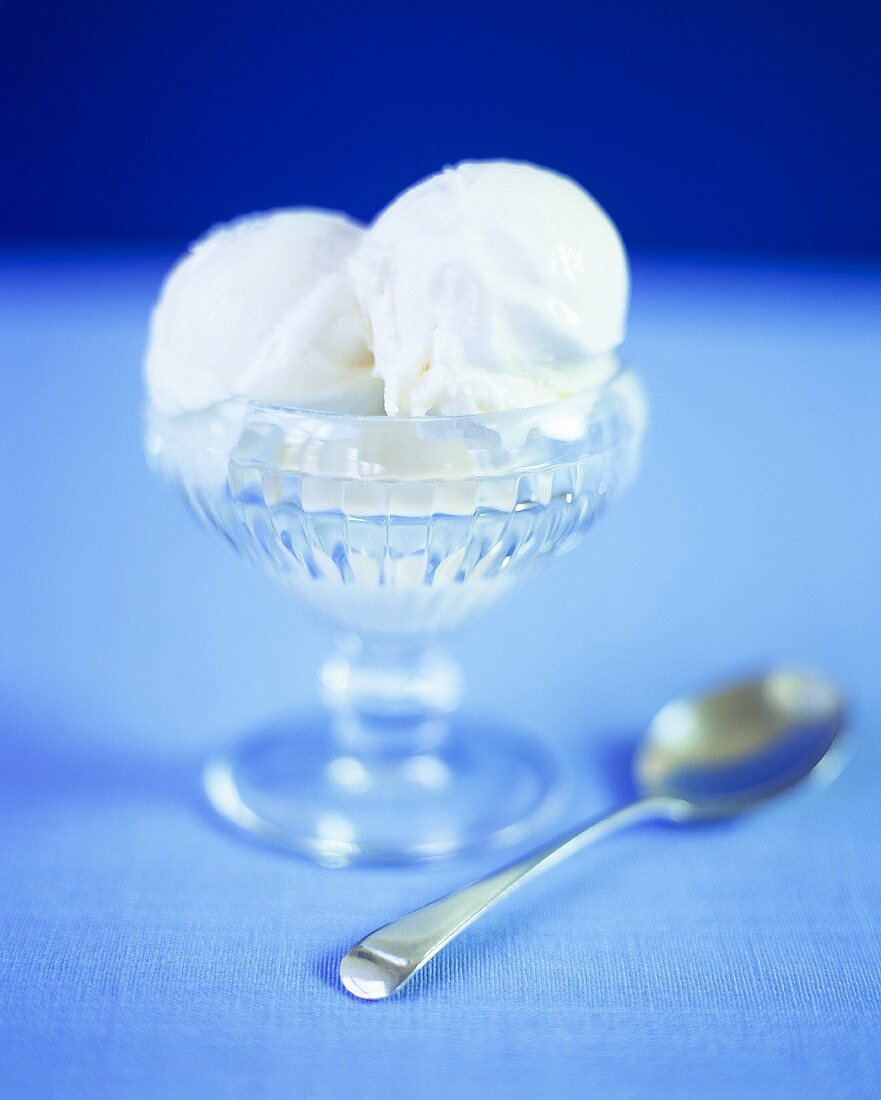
146, 370, 646, 866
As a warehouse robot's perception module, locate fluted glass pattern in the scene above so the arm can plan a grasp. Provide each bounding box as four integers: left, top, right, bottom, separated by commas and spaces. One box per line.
147, 373, 646, 634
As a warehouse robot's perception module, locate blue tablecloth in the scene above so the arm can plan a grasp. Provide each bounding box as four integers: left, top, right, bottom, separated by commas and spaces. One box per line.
2, 253, 880, 1098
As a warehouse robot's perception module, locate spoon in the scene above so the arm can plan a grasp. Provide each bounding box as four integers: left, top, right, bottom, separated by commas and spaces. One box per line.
339, 669, 845, 1000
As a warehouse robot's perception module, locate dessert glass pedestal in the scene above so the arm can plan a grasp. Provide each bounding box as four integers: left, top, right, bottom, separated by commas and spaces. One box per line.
146, 372, 646, 866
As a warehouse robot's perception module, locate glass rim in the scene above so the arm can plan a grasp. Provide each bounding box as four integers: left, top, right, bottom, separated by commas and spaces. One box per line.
148, 362, 642, 431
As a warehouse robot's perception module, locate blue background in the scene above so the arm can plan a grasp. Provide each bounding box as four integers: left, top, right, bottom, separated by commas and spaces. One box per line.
2, 3, 881, 1097
1, 0, 880, 254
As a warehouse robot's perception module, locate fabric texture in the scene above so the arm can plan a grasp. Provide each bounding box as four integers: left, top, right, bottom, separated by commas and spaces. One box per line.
1, 254, 879, 1098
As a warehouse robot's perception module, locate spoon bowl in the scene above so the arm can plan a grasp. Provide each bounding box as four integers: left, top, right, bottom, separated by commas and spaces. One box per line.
636, 670, 845, 817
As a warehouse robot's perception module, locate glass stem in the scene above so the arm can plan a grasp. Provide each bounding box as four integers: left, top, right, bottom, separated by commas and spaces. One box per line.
319, 633, 462, 758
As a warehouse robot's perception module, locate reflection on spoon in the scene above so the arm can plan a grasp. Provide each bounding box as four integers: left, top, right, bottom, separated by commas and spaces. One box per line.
340, 669, 846, 1000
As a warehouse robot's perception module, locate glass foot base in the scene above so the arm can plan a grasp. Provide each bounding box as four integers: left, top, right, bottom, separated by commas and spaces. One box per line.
203, 716, 564, 867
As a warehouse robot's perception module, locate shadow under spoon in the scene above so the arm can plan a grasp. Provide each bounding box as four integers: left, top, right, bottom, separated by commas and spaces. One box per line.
340, 668, 846, 1000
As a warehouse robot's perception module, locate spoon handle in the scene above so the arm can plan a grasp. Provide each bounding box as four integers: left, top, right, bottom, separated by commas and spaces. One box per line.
340, 796, 672, 1000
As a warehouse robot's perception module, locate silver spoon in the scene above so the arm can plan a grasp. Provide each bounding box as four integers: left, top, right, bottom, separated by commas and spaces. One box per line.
340, 669, 845, 1000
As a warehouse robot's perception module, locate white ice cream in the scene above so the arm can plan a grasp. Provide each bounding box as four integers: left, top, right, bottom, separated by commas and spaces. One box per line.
145, 163, 629, 421
144, 209, 384, 416
349, 161, 629, 416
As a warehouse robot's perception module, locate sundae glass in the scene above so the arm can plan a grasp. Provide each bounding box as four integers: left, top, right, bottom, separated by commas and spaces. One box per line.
146, 373, 645, 865
143, 158, 643, 865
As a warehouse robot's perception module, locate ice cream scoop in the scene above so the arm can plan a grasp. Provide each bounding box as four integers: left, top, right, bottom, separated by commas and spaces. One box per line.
349, 161, 629, 416
144, 209, 384, 416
